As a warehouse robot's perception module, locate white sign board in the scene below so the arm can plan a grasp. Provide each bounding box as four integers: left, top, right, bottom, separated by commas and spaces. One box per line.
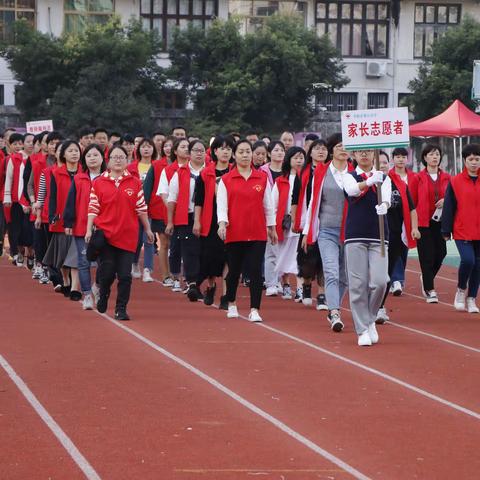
26, 120, 54, 134
473, 60, 480, 100
341, 107, 410, 150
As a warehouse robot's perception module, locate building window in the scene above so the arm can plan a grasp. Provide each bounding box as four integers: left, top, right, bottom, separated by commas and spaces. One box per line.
315, 1, 389, 58
0, 0, 35, 43
368, 92, 388, 109
64, 0, 114, 34
316, 92, 358, 112
414, 3, 461, 58
0, 85, 4, 106
141, 0, 218, 50
159, 90, 186, 110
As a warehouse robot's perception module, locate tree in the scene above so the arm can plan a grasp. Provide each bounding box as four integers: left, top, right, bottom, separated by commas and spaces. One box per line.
407, 16, 480, 121
0, 18, 165, 134
168, 15, 347, 134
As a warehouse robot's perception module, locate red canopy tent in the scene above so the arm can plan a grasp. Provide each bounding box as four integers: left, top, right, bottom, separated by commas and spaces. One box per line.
409, 99, 480, 173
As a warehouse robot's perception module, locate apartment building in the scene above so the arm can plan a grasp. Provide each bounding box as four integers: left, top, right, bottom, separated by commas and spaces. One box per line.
0, 1, 478, 128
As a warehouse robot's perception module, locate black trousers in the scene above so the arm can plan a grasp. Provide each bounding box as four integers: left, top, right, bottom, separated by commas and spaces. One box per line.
0, 202, 5, 250
381, 233, 405, 307
226, 241, 266, 309
97, 242, 135, 312
7, 203, 33, 255
173, 215, 200, 284
417, 220, 447, 292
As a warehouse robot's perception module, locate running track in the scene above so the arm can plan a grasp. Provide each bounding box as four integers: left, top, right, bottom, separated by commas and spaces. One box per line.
1, 256, 479, 479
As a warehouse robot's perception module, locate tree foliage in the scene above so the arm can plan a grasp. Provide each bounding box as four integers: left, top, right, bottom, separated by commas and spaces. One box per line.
169, 15, 348, 133
407, 16, 480, 121
0, 18, 165, 134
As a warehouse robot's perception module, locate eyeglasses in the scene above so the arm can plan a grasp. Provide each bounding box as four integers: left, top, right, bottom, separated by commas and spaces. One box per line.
109, 155, 127, 161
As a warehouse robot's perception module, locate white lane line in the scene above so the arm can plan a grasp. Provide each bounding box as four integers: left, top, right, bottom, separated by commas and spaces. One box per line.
0, 354, 101, 480
384, 321, 480, 354
402, 290, 454, 307
253, 322, 480, 420
406, 267, 456, 283
95, 312, 371, 480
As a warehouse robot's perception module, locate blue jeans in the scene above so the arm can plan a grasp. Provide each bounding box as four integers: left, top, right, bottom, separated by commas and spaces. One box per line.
390, 243, 408, 285
74, 236, 92, 293
317, 227, 348, 310
134, 222, 154, 270
455, 240, 480, 298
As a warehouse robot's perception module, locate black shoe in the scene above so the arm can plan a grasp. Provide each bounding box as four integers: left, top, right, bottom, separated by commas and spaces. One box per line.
69, 290, 82, 301
316, 293, 328, 311
303, 284, 312, 299
203, 284, 216, 306
219, 294, 229, 310
115, 310, 130, 321
26, 256, 35, 270
61, 285, 71, 297
187, 283, 200, 302
96, 293, 109, 313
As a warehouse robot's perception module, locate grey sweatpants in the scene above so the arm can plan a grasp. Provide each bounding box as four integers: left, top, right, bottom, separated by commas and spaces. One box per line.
345, 242, 389, 334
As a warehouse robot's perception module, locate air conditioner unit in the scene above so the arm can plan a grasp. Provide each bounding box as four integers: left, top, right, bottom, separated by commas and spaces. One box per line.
366, 60, 387, 78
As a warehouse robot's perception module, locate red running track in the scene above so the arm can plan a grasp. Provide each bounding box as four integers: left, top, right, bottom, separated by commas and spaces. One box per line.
0, 257, 479, 480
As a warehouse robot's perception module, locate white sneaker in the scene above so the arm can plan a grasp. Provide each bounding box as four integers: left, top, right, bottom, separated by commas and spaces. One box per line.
266, 286, 278, 296
172, 279, 182, 292
426, 290, 438, 303
467, 297, 480, 313
39, 271, 50, 284
276, 283, 283, 295
16, 253, 24, 267
391, 281, 403, 296
375, 307, 390, 324
82, 293, 94, 310
294, 287, 303, 303
227, 305, 239, 318
91, 283, 100, 304
282, 284, 292, 300
162, 276, 174, 287
142, 268, 153, 283
302, 296, 312, 306
358, 331, 372, 346
368, 323, 379, 344
32, 265, 41, 279
454, 289, 466, 311
131, 263, 141, 279
248, 309, 263, 322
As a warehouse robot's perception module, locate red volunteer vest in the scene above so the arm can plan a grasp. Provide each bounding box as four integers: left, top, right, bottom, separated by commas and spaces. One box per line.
70, 172, 93, 237
199, 164, 217, 237
173, 164, 193, 226
410, 169, 450, 227
450, 169, 480, 240
293, 166, 311, 233
50, 165, 78, 233
92, 173, 143, 252
148, 158, 168, 221
275, 176, 291, 242
221, 169, 268, 243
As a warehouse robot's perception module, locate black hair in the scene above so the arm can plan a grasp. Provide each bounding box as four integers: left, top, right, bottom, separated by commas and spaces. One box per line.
108, 144, 128, 159
121, 133, 134, 144
135, 138, 158, 161
80, 143, 107, 173
134, 133, 146, 139
210, 135, 235, 162
252, 140, 268, 151
94, 128, 108, 136
152, 131, 166, 138
305, 133, 320, 142
282, 146, 306, 177
261, 135, 271, 142
462, 143, 480, 160
232, 138, 252, 155
245, 130, 258, 136
171, 125, 187, 135
170, 137, 190, 163
23, 133, 34, 141
109, 131, 121, 139
392, 147, 408, 157
267, 140, 286, 161
189, 139, 205, 153
421, 143, 442, 167
78, 127, 94, 138
46, 131, 64, 144
379, 150, 390, 161
34, 133, 44, 144
230, 131, 241, 140
326, 133, 343, 160
303, 138, 328, 173
9, 133, 24, 144
59, 140, 81, 165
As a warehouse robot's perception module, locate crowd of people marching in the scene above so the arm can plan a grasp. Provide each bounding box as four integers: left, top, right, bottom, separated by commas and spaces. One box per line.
1, 125, 479, 347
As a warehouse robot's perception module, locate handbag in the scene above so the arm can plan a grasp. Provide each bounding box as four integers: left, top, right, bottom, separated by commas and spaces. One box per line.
282, 214, 292, 231
86, 228, 106, 261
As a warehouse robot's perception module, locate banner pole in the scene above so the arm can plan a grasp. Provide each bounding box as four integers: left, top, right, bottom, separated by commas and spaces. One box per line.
374, 150, 386, 257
